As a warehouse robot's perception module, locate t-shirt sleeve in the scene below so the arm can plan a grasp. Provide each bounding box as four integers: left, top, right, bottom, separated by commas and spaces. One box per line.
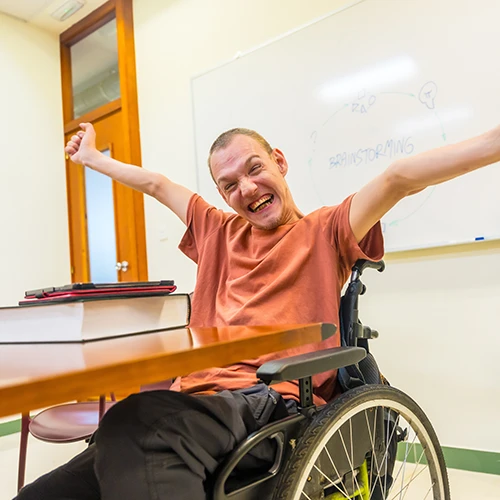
319, 194, 384, 272
178, 194, 228, 264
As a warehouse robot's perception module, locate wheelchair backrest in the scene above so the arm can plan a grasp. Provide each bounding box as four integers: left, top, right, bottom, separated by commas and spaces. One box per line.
337, 259, 386, 391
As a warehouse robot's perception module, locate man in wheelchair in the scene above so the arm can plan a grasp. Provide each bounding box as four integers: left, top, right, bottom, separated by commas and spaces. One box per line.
17, 123, 500, 499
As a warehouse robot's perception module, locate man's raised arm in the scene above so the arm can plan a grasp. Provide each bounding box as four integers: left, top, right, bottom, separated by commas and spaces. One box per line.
65, 123, 194, 225
349, 124, 500, 243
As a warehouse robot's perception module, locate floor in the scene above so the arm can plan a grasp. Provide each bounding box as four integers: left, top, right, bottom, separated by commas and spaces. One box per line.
1, 432, 499, 499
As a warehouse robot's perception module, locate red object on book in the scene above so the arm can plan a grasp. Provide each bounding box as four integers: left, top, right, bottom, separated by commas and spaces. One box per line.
20, 282, 177, 305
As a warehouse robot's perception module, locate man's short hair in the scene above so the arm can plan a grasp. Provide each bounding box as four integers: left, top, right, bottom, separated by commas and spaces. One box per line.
207, 128, 273, 183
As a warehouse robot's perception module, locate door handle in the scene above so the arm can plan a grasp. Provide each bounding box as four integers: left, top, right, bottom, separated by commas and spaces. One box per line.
115, 260, 129, 272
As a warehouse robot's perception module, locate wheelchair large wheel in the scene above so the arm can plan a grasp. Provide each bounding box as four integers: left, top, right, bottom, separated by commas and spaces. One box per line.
274, 385, 450, 500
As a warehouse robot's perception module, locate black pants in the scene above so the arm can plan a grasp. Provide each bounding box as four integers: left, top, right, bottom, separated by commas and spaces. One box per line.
15, 384, 291, 500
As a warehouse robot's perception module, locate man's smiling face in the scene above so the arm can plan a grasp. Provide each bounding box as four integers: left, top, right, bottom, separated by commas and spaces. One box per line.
210, 135, 300, 230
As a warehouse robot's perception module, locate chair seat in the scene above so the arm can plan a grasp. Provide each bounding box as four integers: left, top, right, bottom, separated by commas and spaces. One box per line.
29, 401, 115, 443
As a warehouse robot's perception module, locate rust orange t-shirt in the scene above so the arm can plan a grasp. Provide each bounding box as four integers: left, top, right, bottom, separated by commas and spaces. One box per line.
170, 194, 384, 405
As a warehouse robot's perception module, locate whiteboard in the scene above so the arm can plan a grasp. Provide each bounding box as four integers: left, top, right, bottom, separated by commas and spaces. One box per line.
191, 0, 500, 252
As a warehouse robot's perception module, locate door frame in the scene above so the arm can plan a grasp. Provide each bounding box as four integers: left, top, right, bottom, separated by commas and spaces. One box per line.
60, 0, 148, 282
66, 109, 147, 282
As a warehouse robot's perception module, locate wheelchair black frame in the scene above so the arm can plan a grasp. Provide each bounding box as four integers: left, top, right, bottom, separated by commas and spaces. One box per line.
210, 259, 386, 500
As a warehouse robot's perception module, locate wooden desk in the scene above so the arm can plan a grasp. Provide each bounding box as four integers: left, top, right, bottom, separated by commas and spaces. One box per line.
0, 323, 335, 418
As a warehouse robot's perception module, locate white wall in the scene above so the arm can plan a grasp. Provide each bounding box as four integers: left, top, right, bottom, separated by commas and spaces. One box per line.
133, 0, 348, 292
132, 0, 500, 453
0, 13, 70, 306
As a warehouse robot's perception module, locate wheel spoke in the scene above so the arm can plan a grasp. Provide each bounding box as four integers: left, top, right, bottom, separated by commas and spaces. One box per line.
367, 406, 400, 499
400, 447, 429, 500
423, 482, 436, 500
383, 408, 390, 496
389, 466, 434, 500
373, 410, 399, 478
322, 441, 351, 497
364, 408, 376, 473
338, 428, 363, 494
390, 429, 418, 490
365, 407, 379, 500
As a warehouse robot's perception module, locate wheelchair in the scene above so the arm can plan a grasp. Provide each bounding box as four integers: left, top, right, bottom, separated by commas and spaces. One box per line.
210, 259, 450, 500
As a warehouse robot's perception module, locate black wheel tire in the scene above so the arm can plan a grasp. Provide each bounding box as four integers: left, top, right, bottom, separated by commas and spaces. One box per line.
273, 384, 450, 500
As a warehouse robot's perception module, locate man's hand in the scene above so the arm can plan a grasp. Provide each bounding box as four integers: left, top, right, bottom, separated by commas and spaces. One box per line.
65, 123, 99, 166
64, 121, 193, 224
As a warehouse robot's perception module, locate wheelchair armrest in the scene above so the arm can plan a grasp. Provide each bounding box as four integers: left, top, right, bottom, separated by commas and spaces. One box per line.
257, 346, 366, 385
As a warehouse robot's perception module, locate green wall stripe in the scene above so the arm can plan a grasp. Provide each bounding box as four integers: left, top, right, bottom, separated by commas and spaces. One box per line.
397, 442, 500, 476
0, 419, 21, 437
1, 419, 499, 476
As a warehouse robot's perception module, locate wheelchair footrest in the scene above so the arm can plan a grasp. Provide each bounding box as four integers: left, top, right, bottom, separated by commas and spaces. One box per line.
257, 346, 366, 385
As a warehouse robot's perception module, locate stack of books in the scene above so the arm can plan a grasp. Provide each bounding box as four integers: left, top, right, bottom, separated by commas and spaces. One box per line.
0, 281, 190, 343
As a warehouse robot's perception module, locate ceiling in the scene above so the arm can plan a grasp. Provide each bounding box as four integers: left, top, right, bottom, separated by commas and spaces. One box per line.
0, 0, 109, 34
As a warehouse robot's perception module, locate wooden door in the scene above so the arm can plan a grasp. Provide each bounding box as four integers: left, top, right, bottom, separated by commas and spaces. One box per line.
65, 108, 148, 283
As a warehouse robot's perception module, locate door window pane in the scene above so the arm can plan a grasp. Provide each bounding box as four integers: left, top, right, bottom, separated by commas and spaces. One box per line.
85, 149, 118, 282
71, 19, 120, 118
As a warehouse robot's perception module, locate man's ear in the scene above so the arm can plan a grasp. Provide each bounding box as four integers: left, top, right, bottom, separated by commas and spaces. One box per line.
272, 148, 289, 176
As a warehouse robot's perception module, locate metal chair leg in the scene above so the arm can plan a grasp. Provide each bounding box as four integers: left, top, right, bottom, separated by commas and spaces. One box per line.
98, 395, 106, 421
17, 413, 30, 492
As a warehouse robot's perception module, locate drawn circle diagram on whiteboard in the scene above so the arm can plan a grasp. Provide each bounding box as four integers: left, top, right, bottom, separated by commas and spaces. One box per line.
307, 81, 446, 235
